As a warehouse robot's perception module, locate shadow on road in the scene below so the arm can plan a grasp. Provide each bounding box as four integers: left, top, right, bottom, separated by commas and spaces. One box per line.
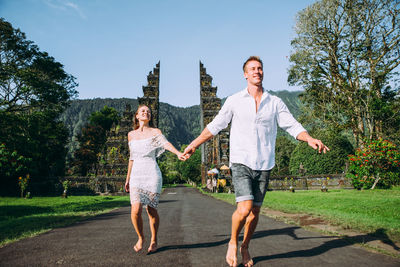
156, 226, 334, 253
156, 237, 230, 252
156, 225, 399, 265
253, 228, 399, 265
251, 227, 336, 241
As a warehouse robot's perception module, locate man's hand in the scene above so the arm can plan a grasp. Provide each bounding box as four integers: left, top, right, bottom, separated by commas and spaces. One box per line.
307, 138, 330, 153
183, 128, 214, 159
183, 144, 196, 159
297, 131, 330, 153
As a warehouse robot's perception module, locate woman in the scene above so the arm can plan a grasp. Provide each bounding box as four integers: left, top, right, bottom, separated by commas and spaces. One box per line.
124, 104, 186, 253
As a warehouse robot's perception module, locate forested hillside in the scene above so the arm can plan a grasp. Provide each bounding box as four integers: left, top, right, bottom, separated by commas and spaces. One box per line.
60, 90, 302, 155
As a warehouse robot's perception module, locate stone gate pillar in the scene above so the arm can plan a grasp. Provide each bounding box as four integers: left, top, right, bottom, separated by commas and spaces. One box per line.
199, 62, 229, 185
138, 61, 160, 127
97, 62, 160, 182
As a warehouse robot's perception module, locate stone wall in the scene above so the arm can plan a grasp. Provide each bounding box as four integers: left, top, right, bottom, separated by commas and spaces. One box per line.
62, 176, 127, 195
269, 174, 353, 190
62, 174, 352, 195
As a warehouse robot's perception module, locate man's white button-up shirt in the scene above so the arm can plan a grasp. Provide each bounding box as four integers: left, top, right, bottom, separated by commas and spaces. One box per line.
207, 88, 306, 171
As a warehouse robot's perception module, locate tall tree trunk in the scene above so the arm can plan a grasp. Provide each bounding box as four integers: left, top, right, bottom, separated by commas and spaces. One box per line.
354, 106, 365, 147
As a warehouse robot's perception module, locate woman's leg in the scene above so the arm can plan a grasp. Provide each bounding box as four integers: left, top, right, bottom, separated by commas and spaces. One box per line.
146, 206, 159, 252
131, 202, 144, 252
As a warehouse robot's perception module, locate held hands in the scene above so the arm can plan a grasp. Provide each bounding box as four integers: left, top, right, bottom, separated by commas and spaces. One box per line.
183, 144, 196, 160
177, 152, 187, 161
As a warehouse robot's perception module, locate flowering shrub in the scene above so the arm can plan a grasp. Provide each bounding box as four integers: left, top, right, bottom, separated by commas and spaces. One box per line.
347, 139, 400, 189
18, 174, 30, 198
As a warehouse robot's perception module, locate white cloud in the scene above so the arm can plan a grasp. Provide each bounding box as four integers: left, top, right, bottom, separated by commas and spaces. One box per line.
65, 1, 87, 19
43, 0, 87, 19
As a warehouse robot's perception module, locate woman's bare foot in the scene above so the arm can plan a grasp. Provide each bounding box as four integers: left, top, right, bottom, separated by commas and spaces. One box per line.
240, 245, 254, 267
147, 242, 157, 253
226, 242, 238, 267
133, 239, 143, 253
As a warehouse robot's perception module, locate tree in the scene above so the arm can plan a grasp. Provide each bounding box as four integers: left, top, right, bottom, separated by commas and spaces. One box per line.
73, 124, 106, 176
0, 18, 78, 195
0, 18, 77, 113
89, 105, 120, 131
71, 106, 120, 176
288, 0, 400, 146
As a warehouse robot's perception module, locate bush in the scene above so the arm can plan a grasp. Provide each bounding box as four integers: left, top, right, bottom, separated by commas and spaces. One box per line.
272, 136, 296, 176
289, 130, 354, 175
347, 139, 400, 189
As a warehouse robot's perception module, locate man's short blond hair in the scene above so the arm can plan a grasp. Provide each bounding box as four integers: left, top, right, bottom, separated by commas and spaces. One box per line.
243, 56, 263, 72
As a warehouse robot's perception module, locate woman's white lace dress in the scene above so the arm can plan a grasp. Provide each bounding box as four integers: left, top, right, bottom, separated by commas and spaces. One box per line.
128, 134, 167, 209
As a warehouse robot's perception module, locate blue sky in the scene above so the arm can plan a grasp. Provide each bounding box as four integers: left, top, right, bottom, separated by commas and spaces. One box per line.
0, 0, 316, 107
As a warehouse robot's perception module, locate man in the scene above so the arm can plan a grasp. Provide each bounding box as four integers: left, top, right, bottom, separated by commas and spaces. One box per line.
183, 56, 329, 267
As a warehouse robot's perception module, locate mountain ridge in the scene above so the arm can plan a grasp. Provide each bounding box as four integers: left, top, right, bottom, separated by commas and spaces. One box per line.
60, 90, 303, 154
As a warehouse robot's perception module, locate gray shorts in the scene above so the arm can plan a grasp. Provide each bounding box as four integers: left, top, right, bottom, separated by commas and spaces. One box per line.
231, 163, 271, 206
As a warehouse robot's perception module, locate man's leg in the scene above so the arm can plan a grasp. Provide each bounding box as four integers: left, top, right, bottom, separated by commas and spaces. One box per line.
227, 163, 255, 267
226, 200, 253, 267
239, 169, 269, 266
240, 206, 261, 267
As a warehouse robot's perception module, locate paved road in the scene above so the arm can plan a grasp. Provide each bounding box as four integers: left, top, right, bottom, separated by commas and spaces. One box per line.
1, 186, 399, 266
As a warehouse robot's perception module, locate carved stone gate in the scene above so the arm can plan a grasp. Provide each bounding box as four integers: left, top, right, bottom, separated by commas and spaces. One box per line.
96, 62, 160, 180
199, 62, 229, 185
78, 61, 230, 192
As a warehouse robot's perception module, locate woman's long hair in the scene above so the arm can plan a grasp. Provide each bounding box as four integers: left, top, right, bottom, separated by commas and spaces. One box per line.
133, 104, 154, 130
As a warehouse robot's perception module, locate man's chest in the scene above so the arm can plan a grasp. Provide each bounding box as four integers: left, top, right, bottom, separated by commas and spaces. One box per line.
232, 98, 276, 125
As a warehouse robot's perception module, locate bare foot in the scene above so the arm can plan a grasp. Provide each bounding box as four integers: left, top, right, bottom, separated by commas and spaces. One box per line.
240, 245, 254, 267
226, 242, 238, 267
147, 242, 157, 253
133, 239, 143, 253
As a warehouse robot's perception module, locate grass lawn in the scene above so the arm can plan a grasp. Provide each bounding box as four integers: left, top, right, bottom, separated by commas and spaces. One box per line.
0, 195, 130, 247
207, 187, 400, 243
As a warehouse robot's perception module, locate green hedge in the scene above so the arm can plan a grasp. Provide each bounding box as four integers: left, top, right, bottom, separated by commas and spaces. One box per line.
289, 131, 354, 175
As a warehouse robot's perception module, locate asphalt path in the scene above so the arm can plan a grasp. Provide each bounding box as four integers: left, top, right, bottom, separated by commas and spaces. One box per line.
1, 186, 399, 266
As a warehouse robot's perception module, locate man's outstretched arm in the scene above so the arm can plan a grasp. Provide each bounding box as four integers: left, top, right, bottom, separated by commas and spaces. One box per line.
183, 127, 214, 158
297, 131, 330, 153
